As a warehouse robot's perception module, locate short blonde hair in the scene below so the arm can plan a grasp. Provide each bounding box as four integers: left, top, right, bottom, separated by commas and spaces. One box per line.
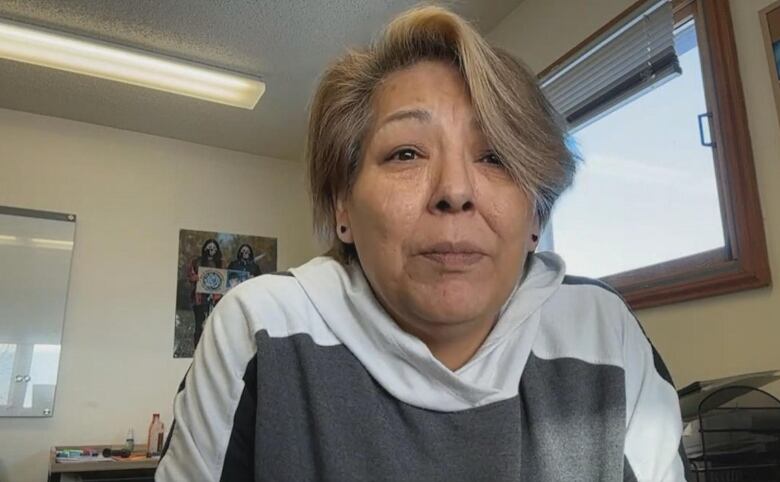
307, 5, 577, 262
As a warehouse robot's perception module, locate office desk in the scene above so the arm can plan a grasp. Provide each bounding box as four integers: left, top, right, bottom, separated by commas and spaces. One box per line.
48, 445, 157, 482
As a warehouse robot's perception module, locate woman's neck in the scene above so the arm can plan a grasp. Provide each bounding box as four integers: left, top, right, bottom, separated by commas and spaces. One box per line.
395, 313, 498, 371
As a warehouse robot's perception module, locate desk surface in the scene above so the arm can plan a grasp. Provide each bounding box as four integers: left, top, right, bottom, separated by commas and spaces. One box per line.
49, 444, 158, 474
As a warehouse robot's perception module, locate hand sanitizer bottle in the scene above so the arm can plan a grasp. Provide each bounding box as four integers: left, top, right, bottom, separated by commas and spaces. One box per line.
124, 427, 135, 453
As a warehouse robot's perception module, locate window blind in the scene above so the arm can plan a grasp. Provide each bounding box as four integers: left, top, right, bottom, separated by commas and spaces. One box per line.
540, 0, 680, 130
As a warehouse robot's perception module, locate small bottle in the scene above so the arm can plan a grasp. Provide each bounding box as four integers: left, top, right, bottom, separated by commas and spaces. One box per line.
124, 427, 135, 453
146, 413, 165, 457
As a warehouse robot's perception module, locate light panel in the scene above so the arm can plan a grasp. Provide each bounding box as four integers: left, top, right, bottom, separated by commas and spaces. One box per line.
0, 18, 265, 109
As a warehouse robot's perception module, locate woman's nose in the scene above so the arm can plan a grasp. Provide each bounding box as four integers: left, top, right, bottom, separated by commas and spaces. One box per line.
427, 156, 475, 214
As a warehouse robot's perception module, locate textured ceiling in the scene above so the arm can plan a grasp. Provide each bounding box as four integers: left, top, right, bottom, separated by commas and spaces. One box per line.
0, 0, 522, 161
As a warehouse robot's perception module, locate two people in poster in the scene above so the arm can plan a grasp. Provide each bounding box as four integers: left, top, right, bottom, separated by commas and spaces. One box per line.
188, 239, 262, 346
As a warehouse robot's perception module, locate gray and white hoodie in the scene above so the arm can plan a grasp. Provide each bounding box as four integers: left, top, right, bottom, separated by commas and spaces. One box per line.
156, 252, 687, 481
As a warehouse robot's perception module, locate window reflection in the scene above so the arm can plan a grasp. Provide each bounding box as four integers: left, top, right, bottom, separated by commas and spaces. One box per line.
22, 344, 61, 408
0, 343, 16, 406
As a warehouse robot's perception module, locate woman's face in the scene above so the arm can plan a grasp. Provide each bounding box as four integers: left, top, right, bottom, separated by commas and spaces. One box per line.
239, 246, 251, 259
337, 60, 538, 333
205, 242, 218, 258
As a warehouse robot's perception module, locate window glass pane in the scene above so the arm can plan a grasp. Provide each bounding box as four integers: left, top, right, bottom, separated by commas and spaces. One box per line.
549, 21, 725, 278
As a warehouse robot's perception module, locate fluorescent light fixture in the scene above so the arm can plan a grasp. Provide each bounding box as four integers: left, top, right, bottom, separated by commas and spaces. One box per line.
0, 18, 265, 109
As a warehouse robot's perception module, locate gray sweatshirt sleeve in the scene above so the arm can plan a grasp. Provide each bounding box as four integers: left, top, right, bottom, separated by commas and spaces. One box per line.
622, 309, 688, 481
156, 290, 257, 482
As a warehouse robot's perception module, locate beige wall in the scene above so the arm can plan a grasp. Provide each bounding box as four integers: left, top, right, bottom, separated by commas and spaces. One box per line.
490, 0, 780, 392
0, 107, 316, 482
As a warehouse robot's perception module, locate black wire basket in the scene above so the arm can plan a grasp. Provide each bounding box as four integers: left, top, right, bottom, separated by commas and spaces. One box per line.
686, 385, 780, 482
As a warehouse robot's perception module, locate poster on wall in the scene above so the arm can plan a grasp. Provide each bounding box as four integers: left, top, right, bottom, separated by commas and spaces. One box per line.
766, 4, 780, 79
761, 1, 780, 122
173, 229, 277, 358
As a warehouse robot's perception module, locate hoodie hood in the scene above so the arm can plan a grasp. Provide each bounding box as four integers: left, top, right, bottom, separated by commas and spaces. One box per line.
290, 251, 566, 412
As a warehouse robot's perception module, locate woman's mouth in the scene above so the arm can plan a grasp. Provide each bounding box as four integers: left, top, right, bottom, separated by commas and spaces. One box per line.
419, 241, 486, 268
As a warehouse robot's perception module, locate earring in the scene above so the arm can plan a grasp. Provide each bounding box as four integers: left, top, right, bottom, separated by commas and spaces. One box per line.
531, 234, 539, 242
339, 225, 348, 234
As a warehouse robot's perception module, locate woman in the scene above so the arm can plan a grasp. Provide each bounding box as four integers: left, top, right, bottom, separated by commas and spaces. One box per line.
187, 238, 223, 347
228, 243, 262, 278
158, 6, 686, 482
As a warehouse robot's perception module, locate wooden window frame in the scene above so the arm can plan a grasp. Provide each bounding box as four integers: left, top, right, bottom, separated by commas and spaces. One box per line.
539, 0, 771, 309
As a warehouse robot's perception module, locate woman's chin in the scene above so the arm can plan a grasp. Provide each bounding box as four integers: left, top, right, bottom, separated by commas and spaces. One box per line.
407, 279, 495, 325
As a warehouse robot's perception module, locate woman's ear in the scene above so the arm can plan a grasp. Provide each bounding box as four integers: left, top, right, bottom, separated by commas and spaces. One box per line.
527, 214, 541, 253
334, 198, 354, 244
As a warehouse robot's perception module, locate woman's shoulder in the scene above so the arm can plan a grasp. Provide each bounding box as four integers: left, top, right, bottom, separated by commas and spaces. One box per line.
214, 272, 305, 331
213, 269, 336, 343
550, 274, 632, 318
221, 270, 306, 314
535, 274, 634, 368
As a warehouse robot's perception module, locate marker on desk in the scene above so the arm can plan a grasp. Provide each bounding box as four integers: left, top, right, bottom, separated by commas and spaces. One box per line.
56, 449, 84, 458
102, 447, 131, 458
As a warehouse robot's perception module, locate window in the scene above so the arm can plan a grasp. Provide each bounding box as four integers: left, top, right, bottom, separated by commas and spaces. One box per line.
538, 0, 770, 308
550, 19, 724, 278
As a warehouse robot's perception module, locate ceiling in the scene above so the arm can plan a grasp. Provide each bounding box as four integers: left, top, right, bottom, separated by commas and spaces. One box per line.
0, 0, 521, 161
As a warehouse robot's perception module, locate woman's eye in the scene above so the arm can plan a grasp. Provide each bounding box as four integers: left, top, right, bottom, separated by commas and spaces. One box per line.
388, 148, 419, 162
481, 152, 504, 167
